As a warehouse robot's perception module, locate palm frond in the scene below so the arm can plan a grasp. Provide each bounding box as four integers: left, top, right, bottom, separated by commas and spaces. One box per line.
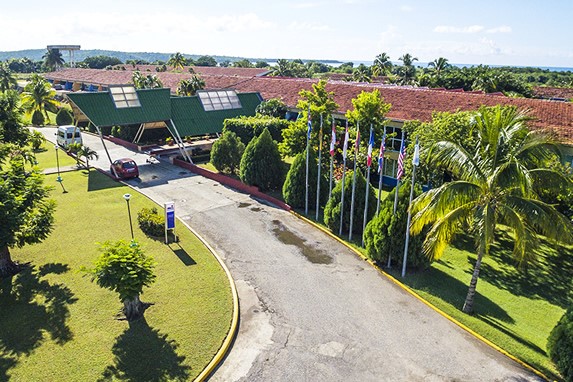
497, 203, 539, 266
427, 141, 485, 182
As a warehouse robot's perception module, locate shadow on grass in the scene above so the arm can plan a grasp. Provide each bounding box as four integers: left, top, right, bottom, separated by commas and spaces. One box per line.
98, 318, 191, 382
169, 244, 196, 266
398, 266, 514, 324
87, 169, 124, 192
0, 263, 77, 378
455, 231, 573, 308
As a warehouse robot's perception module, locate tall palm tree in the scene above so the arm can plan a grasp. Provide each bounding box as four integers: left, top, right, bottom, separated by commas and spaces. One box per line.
396, 53, 419, 85
371, 53, 393, 77
43, 48, 65, 71
271, 59, 292, 77
176, 75, 205, 96
410, 106, 573, 314
399, 53, 418, 68
21, 75, 59, 120
78, 145, 99, 169
167, 52, 187, 71
352, 65, 372, 82
427, 57, 450, 78
0, 63, 18, 92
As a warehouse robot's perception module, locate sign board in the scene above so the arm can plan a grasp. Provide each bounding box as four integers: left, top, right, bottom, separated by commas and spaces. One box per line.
165, 202, 175, 230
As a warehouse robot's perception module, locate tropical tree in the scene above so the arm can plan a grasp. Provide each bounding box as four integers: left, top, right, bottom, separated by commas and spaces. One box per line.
0, 62, 18, 92
352, 64, 372, 82
195, 55, 217, 67
176, 75, 205, 96
255, 98, 288, 119
21, 75, 59, 120
396, 53, 419, 85
345, 89, 391, 141
271, 59, 293, 77
43, 48, 64, 71
372, 53, 393, 77
29, 130, 45, 151
427, 57, 450, 79
410, 105, 573, 314
210, 130, 245, 175
132, 71, 163, 89
85, 240, 156, 321
167, 52, 187, 70
0, 144, 56, 277
78, 145, 99, 169
0, 90, 28, 145
297, 79, 339, 132
232, 59, 254, 68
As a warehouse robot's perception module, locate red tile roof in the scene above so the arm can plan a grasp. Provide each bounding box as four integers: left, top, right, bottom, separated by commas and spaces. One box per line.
533, 86, 573, 100
45, 69, 573, 144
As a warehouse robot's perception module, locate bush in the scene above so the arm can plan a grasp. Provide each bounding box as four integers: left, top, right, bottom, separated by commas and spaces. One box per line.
323, 168, 377, 235
29, 130, 45, 151
282, 149, 328, 209
55, 108, 74, 125
548, 306, 573, 382
210, 130, 245, 175
31, 110, 45, 126
363, 183, 430, 270
137, 207, 165, 237
240, 128, 283, 191
256, 98, 288, 118
223, 116, 289, 145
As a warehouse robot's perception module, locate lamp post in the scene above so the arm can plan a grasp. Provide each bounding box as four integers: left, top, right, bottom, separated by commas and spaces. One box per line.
54, 145, 67, 193
123, 193, 134, 242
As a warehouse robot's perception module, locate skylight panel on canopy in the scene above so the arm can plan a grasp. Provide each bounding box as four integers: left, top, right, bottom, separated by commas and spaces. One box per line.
109, 86, 141, 108
198, 90, 242, 111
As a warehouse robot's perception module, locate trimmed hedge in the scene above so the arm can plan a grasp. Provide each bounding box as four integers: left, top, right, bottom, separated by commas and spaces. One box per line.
223, 115, 290, 145
137, 207, 165, 237
55, 108, 74, 125
31, 110, 45, 126
210, 130, 245, 175
239, 128, 283, 191
548, 306, 573, 382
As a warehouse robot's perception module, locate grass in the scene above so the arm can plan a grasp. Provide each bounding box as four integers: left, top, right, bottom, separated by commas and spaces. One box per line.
384, 231, 572, 380
33, 140, 78, 169
0, 169, 233, 381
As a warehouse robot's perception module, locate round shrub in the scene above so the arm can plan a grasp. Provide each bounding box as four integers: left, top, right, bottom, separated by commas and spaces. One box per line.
323, 168, 376, 235
548, 306, 573, 382
210, 130, 245, 175
363, 183, 430, 270
282, 149, 328, 209
31, 110, 45, 126
55, 107, 74, 125
240, 128, 283, 191
137, 207, 165, 237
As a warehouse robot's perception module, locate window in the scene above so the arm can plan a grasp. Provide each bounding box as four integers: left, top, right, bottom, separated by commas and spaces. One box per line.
198, 90, 242, 111
109, 86, 141, 108
383, 158, 397, 178
384, 125, 404, 151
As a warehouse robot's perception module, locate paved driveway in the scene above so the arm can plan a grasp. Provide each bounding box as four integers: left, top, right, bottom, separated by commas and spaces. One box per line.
34, 127, 541, 381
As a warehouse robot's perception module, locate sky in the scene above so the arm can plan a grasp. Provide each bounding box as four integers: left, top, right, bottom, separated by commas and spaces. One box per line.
2, 0, 572, 68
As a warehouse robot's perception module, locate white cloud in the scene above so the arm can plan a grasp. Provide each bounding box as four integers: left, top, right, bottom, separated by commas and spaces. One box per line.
288, 21, 331, 31
434, 25, 485, 34
486, 25, 512, 33
291, 2, 323, 9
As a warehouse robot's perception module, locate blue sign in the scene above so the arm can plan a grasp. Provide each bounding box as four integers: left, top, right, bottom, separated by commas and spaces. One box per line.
165, 202, 175, 230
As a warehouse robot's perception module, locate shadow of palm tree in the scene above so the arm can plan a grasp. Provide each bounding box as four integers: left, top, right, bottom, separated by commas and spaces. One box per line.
0, 263, 77, 378
98, 318, 191, 382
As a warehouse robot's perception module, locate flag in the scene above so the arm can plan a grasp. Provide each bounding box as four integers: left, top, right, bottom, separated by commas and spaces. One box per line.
307, 109, 312, 140
367, 129, 374, 167
342, 120, 349, 159
329, 120, 336, 156
412, 138, 420, 166
354, 128, 360, 153
396, 135, 406, 180
378, 131, 386, 173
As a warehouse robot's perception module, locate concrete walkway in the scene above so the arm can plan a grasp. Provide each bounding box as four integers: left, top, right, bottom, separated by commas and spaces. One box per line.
32, 127, 542, 382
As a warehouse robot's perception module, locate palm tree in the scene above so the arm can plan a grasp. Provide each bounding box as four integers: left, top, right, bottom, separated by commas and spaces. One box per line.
410, 105, 573, 314
21, 75, 59, 120
167, 52, 187, 71
78, 145, 99, 169
352, 64, 372, 82
131, 71, 163, 89
427, 57, 450, 78
396, 53, 419, 85
372, 53, 393, 77
43, 48, 65, 71
271, 59, 292, 77
176, 75, 205, 96
399, 53, 418, 68
0, 63, 18, 92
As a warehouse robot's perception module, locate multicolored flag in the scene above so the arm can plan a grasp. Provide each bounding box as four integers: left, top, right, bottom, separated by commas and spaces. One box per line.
330, 120, 336, 156
396, 135, 406, 180
367, 129, 374, 167
378, 131, 386, 173
342, 120, 349, 159
307, 108, 312, 140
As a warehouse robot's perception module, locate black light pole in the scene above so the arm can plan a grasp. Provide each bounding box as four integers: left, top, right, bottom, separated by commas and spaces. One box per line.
54, 145, 67, 193
123, 193, 134, 241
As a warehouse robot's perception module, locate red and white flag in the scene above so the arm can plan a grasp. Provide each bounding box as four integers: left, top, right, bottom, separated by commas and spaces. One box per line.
342, 120, 350, 159
330, 119, 336, 156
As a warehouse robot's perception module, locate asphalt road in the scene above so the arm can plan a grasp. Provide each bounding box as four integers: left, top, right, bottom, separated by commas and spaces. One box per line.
34, 127, 542, 382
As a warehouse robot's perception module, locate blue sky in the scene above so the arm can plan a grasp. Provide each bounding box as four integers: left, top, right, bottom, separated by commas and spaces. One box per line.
2, 0, 572, 67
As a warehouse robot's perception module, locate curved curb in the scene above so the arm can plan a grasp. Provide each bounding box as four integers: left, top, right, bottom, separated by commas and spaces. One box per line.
290, 211, 551, 382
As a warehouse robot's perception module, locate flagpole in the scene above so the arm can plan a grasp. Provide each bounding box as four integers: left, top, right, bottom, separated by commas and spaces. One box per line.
362, 124, 373, 247
329, 116, 335, 200
339, 120, 349, 236
305, 105, 311, 215
402, 137, 419, 277
315, 114, 323, 221
376, 130, 386, 215
349, 121, 359, 242
388, 133, 405, 268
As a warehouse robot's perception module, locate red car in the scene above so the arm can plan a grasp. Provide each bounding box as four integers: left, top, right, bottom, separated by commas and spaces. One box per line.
111, 158, 139, 179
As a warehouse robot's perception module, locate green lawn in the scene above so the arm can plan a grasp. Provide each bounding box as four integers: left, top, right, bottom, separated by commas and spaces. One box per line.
385, 231, 571, 380
33, 140, 78, 169
1, 169, 233, 381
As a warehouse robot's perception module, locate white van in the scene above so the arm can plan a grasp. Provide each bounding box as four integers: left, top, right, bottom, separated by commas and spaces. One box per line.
56, 125, 82, 148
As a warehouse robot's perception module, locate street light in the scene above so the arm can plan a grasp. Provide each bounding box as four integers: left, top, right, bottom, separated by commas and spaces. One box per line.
54, 145, 67, 193
123, 193, 135, 242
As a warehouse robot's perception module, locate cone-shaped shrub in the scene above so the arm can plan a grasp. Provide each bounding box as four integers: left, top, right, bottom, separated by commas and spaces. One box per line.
55, 108, 74, 125
31, 109, 45, 126
211, 130, 245, 175
282, 148, 329, 209
240, 128, 283, 191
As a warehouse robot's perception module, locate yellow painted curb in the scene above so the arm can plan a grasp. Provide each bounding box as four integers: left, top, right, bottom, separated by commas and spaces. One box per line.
291, 211, 551, 382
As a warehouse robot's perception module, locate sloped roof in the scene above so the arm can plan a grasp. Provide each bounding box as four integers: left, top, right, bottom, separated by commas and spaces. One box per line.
170, 93, 261, 137
67, 88, 172, 127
